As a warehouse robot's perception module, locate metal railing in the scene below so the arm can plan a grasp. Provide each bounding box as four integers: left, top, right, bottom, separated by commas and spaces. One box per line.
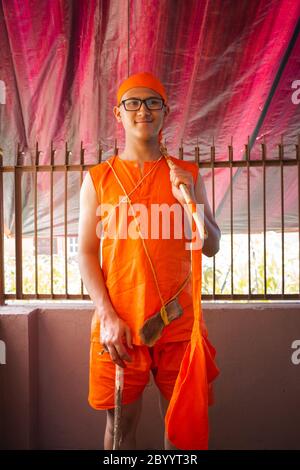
0, 137, 299, 304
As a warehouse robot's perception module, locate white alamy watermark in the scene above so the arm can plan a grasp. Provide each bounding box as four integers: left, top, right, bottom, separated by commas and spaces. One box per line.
0, 340, 6, 365
291, 339, 300, 365
95, 199, 205, 250
291, 80, 300, 105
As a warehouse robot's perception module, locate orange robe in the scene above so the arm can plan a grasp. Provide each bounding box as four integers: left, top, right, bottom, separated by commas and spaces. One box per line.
89, 154, 219, 449
89, 154, 205, 345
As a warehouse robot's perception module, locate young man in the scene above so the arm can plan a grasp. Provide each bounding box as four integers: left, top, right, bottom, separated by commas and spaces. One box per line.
78, 72, 221, 450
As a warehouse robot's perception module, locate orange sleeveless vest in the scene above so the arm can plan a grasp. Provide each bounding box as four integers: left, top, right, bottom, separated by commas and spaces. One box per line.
89, 153, 220, 449
88, 154, 208, 345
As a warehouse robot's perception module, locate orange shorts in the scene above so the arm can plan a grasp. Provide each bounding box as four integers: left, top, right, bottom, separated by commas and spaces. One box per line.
88, 340, 189, 410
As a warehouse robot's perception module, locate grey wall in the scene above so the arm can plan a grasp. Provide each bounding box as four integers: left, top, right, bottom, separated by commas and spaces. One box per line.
0, 303, 299, 450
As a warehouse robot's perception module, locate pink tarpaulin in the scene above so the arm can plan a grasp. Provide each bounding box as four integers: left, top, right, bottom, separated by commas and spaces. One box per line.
0, 0, 299, 236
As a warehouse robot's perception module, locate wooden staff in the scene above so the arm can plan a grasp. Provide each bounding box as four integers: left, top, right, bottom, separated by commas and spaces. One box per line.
112, 365, 124, 450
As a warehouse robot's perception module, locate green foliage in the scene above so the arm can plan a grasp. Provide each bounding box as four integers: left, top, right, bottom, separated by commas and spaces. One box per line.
4, 254, 81, 295
4, 233, 299, 298
202, 232, 299, 296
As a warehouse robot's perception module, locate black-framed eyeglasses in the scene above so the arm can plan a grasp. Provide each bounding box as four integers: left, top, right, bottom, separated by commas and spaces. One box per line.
118, 97, 165, 111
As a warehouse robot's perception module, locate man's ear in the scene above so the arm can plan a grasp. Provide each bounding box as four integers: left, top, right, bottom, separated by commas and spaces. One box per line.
113, 105, 122, 122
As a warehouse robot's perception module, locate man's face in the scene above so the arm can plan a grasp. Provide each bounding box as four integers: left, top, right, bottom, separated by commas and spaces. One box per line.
113, 87, 170, 142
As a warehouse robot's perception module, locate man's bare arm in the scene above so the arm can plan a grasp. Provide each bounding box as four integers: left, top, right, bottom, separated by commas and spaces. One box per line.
78, 172, 114, 317
78, 172, 132, 367
194, 170, 221, 257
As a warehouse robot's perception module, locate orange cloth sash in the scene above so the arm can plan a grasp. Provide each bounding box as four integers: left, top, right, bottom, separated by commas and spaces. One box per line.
165, 213, 220, 449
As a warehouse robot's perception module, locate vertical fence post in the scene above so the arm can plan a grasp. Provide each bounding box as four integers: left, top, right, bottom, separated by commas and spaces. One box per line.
50, 141, 55, 299
195, 137, 200, 166
15, 144, 23, 299
245, 136, 251, 299
297, 135, 300, 296
261, 136, 267, 299
211, 136, 216, 299
80, 141, 85, 299
98, 142, 103, 163
229, 136, 234, 298
179, 139, 183, 160
34, 142, 40, 297
0, 147, 5, 305
114, 139, 118, 157
279, 135, 285, 297
64, 142, 71, 297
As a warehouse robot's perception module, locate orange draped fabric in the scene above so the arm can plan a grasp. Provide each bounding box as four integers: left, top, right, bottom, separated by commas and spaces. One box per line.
89, 154, 201, 346
165, 216, 220, 449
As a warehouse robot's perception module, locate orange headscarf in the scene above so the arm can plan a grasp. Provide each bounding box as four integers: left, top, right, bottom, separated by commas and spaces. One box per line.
117, 72, 167, 144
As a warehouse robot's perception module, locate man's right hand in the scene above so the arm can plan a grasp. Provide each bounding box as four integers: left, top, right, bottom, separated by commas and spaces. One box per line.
98, 309, 133, 368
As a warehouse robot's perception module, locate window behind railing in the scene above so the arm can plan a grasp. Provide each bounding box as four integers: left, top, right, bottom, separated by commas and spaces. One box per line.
0, 138, 299, 305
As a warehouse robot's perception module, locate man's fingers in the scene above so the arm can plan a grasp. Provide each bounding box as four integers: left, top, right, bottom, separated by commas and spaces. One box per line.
106, 345, 126, 368
170, 169, 187, 186
125, 327, 133, 349
115, 342, 132, 363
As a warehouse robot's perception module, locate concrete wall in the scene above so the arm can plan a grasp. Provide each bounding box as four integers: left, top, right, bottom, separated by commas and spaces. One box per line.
0, 303, 300, 450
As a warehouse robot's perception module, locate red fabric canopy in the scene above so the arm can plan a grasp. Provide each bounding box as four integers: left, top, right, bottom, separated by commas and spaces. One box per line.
0, 0, 299, 236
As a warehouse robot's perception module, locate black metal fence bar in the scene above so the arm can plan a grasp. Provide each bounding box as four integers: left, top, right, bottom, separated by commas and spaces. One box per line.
50, 142, 55, 298
15, 145, 23, 300
279, 137, 285, 297
64, 143, 69, 297
298, 136, 300, 296
229, 139, 234, 298
34, 142, 39, 297
211, 140, 216, 299
79, 141, 85, 300
262, 141, 267, 299
246, 138, 251, 299
0, 149, 4, 305
0, 139, 299, 304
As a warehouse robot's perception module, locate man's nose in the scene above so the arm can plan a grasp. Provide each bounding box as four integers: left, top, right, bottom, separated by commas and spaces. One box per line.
138, 101, 151, 113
